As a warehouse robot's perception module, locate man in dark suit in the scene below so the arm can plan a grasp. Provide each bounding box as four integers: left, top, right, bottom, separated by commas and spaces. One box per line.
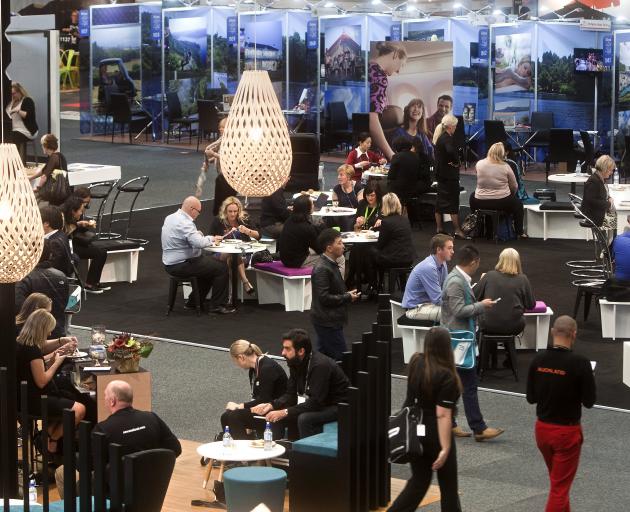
40, 205, 73, 276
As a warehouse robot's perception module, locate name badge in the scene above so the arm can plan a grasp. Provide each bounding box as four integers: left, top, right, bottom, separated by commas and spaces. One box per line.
298, 395, 306, 404
416, 424, 426, 437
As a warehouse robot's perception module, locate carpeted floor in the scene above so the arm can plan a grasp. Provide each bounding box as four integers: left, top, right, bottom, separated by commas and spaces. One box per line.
72, 202, 630, 410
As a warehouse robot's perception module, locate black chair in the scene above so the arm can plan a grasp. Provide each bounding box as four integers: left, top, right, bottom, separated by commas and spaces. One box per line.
578, 130, 595, 170
87, 180, 119, 239
103, 176, 150, 245
620, 135, 630, 183
526, 112, 554, 154
485, 120, 525, 167
472, 209, 505, 243
196, 99, 220, 151
545, 129, 577, 183
377, 266, 412, 294
166, 92, 197, 144
123, 449, 176, 512
167, 275, 202, 316
108, 93, 150, 144
326, 101, 353, 151
285, 133, 320, 192
478, 333, 519, 382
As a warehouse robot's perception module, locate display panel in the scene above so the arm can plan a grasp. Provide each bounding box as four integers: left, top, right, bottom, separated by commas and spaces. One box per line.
324, 24, 364, 83
573, 48, 608, 74
494, 33, 532, 93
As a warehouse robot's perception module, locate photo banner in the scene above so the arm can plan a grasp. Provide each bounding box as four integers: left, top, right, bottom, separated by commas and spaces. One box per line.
79, 9, 89, 37
227, 16, 238, 45
603, 35, 613, 68
306, 19, 318, 50
390, 24, 401, 42
369, 41, 453, 158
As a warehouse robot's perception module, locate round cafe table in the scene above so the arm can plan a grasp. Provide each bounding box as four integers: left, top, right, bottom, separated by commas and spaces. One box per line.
362, 169, 388, 180
311, 206, 356, 217
341, 230, 379, 243
291, 190, 333, 200
205, 242, 266, 308
197, 440, 286, 489
548, 173, 590, 194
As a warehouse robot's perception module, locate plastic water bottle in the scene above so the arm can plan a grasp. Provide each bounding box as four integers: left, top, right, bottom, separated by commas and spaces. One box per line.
613, 168, 620, 185
264, 422, 273, 451
28, 478, 37, 503
575, 160, 582, 175
222, 426, 233, 449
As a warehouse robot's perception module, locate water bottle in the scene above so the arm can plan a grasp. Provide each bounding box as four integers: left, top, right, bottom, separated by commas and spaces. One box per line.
28, 478, 37, 503
613, 168, 620, 185
222, 426, 233, 449
264, 422, 273, 451
575, 160, 582, 175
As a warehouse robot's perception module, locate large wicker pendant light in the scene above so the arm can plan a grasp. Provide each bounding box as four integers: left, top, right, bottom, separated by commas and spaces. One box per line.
220, 70, 293, 197
0, 143, 44, 282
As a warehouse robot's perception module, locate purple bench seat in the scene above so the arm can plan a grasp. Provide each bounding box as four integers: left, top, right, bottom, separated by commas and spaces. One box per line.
253, 261, 313, 277
253, 261, 313, 311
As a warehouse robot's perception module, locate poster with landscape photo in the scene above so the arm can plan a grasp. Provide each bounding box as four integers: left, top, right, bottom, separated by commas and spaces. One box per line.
407, 29, 445, 42
166, 16, 208, 77
619, 41, 630, 106
494, 33, 532, 93
324, 25, 364, 83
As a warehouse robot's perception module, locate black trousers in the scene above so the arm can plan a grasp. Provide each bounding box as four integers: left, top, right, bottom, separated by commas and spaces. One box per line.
11, 131, 30, 164
213, 174, 237, 216
73, 243, 107, 286
165, 254, 228, 309
387, 429, 461, 512
220, 408, 285, 440
470, 193, 525, 236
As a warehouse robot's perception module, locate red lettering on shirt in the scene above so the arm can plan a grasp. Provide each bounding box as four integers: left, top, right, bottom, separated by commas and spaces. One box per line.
537, 366, 566, 376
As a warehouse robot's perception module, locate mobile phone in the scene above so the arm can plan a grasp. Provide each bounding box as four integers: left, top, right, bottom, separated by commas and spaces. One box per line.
494, 297, 502, 302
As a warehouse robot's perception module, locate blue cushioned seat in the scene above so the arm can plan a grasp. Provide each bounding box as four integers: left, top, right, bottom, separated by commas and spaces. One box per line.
48, 497, 110, 511
323, 421, 338, 434
224, 466, 286, 512
292, 431, 338, 458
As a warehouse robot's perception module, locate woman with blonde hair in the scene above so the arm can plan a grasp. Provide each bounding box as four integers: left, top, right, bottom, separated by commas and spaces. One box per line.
369, 42, 408, 161
470, 142, 527, 238
433, 114, 467, 238
475, 248, 535, 365
16, 309, 86, 453
210, 196, 261, 294
581, 154, 617, 231
332, 164, 364, 208
221, 339, 288, 439
5, 82, 38, 163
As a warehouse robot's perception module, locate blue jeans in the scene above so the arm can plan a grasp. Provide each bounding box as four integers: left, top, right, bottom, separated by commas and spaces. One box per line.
312, 323, 347, 361
455, 367, 487, 434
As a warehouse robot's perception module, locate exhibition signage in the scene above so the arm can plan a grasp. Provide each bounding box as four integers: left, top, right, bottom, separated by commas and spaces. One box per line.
151, 14, 161, 41
227, 16, 238, 45
478, 28, 489, 60
603, 35, 613, 67
390, 23, 402, 42
307, 19, 318, 50
79, 9, 89, 37
579, 19, 612, 32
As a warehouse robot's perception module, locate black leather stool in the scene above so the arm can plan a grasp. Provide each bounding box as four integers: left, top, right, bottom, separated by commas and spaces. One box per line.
105, 176, 150, 245
474, 209, 504, 243
166, 276, 202, 316
377, 266, 412, 294
478, 332, 519, 382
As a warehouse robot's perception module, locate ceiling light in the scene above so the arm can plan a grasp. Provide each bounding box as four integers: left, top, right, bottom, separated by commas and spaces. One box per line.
324, 1, 334, 6
406, 4, 416, 12
453, 2, 462, 8
617, 15, 626, 21
493, 9, 502, 15
372, 0, 381, 4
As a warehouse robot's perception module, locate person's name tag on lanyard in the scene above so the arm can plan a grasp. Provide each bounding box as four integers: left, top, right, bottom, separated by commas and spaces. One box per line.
297, 395, 307, 405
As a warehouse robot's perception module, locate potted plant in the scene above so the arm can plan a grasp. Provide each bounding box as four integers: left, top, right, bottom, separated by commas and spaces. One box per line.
106, 333, 153, 373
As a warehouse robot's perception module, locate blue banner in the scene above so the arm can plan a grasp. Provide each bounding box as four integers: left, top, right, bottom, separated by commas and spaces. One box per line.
603, 34, 613, 67
227, 16, 238, 45
150, 14, 161, 41
390, 23, 402, 42
306, 19, 318, 50
78, 10, 89, 37
478, 28, 489, 60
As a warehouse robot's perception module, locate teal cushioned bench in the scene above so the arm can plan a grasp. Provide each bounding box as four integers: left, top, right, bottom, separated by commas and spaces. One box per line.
47, 497, 111, 511
292, 422, 339, 458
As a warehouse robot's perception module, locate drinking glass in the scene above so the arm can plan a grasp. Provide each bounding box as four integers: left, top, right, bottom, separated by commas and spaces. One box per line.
91, 325, 106, 345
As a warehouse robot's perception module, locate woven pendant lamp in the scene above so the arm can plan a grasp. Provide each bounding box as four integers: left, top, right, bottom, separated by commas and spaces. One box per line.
220, 70, 293, 197
0, 143, 44, 283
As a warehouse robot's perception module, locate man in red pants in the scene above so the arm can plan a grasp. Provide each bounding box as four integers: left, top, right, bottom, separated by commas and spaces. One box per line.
526, 316, 596, 511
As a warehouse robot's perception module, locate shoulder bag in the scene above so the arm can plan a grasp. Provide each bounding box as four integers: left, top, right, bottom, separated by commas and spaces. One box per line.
444, 273, 477, 369
388, 399, 424, 464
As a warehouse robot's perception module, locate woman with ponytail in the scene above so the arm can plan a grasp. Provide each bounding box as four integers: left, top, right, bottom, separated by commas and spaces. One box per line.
220, 339, 288, 439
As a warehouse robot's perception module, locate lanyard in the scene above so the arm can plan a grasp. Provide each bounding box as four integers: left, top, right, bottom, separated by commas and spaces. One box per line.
364, 205, 377, 226
300, 354, 313, 396
250, 355, 265, 397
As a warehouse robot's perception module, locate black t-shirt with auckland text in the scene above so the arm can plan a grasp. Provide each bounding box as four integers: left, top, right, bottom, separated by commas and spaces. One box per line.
526, 347, 596, 425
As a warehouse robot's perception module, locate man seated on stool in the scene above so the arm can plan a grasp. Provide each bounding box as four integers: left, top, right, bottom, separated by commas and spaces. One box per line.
162, 196, 234, 314
55, 380, 182, 498
402, 234, 453, 322
250, 329, 349, 440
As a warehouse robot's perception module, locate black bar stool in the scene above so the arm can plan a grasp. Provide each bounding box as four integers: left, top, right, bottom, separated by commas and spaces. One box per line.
166, 276, 202, 316
88, 180, 120, 239
478, 332, 519, 382
105, 176, 150, 245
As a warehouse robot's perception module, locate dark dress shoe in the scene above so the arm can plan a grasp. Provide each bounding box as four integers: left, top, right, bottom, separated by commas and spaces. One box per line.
209, 305, 237, 315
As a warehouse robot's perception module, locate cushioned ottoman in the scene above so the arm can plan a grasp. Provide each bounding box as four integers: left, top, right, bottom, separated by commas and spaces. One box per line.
224, 466, 286, 512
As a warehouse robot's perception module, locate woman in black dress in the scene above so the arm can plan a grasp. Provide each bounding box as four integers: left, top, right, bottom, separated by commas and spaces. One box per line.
433, 114, 467, 239
332, 164, 363, 231
387, 327, 462, 511
581, 155, 616, 232
203, 117, 238, 215
221, 339, 288, 439
16, 309, 86, 453
373, 192, 416, 270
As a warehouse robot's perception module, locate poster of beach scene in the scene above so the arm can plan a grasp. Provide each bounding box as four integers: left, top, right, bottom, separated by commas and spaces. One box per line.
494, 33, 532, 93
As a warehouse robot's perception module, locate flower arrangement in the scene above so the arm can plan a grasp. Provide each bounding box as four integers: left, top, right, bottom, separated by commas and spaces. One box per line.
107, 333, 153, 373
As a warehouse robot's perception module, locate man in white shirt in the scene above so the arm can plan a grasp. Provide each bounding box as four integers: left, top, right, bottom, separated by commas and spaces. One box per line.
161, 196, 233, 314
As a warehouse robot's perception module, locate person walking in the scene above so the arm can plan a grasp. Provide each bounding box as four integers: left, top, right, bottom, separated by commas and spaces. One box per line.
526, 316, 596, 512
387, 327, 462, 512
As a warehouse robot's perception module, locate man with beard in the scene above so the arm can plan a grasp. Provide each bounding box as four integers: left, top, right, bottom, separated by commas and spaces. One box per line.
426, 95, 453, 140
250, 329, 349, 439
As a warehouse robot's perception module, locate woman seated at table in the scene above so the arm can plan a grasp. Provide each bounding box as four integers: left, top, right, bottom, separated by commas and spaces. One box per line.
371, 192, 416, 273
581, 155, 617, 232
389, 98, 435, 161
387, 137, 432, 206
221, 339, 288, 440
345, 132, 387, 181
332, 164, 364, 231
475, 248, 535, 368
16, 309, 86, 453
15, 293, 78, 353
210, 196, 260, 295
30, 134, 69, 206
469, 142, 527, 239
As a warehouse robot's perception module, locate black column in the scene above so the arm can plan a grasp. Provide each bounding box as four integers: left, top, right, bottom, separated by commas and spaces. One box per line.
1, 0, 11, 142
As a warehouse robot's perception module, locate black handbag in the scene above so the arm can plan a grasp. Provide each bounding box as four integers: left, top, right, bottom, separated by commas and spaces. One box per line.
251, 249, 274, 264
461, 212, 479, 236
38, 170, 72, 206
388, 401, 424, 464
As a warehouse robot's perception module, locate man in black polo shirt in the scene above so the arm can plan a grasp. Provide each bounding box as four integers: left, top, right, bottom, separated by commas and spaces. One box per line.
251, 328, 349, 439
526, 316, 596, 512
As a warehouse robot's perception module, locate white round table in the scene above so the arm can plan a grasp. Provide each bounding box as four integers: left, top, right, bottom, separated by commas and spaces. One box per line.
197, 440, 286, 489
548, 173, 590, 194
362, 169, 389, 180
292, 190, 333, 200
341, 230, 379, 243
205, 242, 267, 307
311, 206, 356, 217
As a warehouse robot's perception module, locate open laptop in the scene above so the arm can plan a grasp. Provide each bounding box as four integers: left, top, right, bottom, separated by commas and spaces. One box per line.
313, 193, 329, 210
